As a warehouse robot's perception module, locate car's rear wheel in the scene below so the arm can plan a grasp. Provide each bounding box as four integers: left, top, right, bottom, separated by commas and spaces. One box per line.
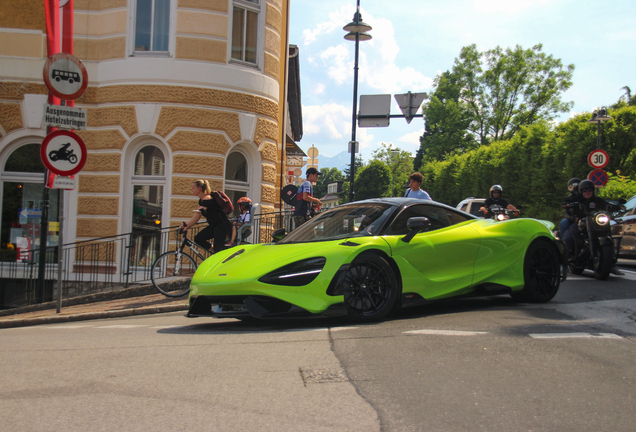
341, 252, 398, 322
515, 240, 561, 303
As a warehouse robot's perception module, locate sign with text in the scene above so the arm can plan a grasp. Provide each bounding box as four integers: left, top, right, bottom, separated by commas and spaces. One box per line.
43, 104, 87, 130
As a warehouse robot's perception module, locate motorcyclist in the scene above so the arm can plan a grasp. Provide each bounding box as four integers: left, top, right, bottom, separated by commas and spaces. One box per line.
562, 179, 623, 275
480, 185, 519, 213
559, 177, 581, 236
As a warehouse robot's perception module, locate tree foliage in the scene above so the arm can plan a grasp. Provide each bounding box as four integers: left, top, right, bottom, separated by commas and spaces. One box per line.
370, 143, 414, 196
355, 160, 391, 201
313, 167, 345, 199
417, 44, 574, 166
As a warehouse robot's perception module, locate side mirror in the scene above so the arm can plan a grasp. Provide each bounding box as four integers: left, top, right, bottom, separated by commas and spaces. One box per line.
401, 217, 431, 243
272, 228, 286, 242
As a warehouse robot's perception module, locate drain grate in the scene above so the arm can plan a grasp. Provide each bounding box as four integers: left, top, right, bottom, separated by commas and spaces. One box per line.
299, 367, 349, 385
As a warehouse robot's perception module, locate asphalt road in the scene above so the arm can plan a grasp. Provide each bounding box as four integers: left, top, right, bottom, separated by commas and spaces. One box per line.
1, 260, 635, 432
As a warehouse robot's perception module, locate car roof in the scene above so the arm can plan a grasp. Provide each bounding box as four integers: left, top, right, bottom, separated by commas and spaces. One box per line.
349, 197, 478, 219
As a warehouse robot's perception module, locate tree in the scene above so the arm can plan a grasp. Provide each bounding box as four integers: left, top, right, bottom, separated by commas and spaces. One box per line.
354, 160, 391, 201
370, 143, 414, 196
313, 167, 345, 199
417, 44, 574, 165
344, 155, 365, 202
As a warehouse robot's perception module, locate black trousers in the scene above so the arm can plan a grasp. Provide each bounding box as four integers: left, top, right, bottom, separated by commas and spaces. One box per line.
195, 224, 229, 253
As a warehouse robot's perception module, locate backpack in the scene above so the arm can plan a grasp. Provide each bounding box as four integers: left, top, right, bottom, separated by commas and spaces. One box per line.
212, 190, 234, 214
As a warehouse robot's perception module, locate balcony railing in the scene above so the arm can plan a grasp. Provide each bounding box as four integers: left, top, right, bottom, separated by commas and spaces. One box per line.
0, 210, 293, 309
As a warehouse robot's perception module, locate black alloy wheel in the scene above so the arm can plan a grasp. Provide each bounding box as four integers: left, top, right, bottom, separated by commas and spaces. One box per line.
515, 240, 561, 302
341, 252, 399, 322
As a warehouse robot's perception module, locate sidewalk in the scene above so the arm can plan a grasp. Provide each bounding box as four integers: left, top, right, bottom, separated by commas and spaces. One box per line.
0, 282, 189, 329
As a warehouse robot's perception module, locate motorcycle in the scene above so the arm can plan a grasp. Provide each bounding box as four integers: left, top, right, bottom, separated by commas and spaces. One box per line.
566, 202, 617, 280
49, 143, 78, 164
484, 204, 520, 221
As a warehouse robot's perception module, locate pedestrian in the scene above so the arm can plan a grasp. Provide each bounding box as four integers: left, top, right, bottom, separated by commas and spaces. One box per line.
182, 179, 231, 254
227, 196, 252, 246
404, 172, 432, 200
293, 167, 323, 230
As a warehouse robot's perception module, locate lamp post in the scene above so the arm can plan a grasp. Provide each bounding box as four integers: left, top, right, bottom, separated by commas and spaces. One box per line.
343, 0, 372, 202
587, 106, 611, 149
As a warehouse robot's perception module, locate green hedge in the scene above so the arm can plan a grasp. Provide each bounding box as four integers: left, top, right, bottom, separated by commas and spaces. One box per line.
421, 106, 636, 223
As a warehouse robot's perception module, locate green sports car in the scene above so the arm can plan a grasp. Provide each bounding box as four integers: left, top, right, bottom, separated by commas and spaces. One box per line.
187, 198, 565, 322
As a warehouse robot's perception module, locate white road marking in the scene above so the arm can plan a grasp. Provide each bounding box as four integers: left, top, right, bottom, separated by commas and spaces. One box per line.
404, 329, 488, 336
529, 332, 623, 339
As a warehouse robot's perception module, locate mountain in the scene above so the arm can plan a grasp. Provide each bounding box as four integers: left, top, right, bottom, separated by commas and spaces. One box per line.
317, 151, 351, 173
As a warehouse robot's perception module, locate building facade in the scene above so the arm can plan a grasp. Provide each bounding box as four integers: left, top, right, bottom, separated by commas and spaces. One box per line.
0, 0, 299, 261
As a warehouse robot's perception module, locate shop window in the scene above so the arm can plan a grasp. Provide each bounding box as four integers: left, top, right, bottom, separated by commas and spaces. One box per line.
1, 144, 59, 262
130, 146, 165, 267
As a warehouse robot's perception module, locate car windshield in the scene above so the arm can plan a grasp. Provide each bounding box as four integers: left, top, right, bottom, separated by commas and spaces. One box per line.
279, 203, 395, 244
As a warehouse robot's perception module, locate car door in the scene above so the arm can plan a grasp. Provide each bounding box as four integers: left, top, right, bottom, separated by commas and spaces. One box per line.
387, 204, 482, 300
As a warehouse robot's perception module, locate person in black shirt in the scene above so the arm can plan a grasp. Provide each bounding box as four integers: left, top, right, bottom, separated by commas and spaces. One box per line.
480, 184, 519, 213
182, 179, 231, 253
562, 179, 624, 275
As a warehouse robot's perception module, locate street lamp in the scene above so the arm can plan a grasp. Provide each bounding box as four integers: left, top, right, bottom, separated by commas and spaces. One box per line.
587, 106, 612, 149
343, 0, 372, 202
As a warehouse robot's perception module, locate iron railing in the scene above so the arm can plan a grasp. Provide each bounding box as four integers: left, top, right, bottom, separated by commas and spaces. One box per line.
0, 210, 293, 309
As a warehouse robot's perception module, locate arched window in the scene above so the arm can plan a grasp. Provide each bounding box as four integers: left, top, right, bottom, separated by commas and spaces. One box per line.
1, 144, 59, 260
225, 151, 249, 217
130, 145, 166, 267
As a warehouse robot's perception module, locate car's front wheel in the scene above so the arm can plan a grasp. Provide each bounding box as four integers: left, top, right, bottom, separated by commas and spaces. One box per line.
340, 252, 399, 322
514, 240, 561, 302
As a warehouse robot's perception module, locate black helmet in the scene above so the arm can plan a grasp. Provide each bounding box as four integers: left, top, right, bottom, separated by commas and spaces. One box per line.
567, 178, 581, 193
489, 184, 503, 197
578, 179, 595, 195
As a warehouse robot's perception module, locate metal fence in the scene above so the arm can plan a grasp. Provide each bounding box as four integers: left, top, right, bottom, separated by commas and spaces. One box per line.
0, 210, 293, 309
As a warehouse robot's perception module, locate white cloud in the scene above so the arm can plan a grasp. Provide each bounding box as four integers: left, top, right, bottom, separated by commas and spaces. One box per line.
313, 83, 325, 95
302, 6, 434, 94
398, 129, 424, 145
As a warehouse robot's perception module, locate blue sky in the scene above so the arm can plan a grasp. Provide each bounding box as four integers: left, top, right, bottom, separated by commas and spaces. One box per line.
288, 0, 636, 162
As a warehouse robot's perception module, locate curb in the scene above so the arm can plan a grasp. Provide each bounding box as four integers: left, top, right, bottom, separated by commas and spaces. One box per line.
0, 303, 188, 329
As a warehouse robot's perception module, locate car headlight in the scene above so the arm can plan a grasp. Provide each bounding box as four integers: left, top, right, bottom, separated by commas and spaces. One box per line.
258, 257, 326, 286
595, 213, 610, 225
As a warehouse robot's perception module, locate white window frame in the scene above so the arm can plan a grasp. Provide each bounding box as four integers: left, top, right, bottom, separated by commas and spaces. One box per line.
129, 0, 176, 57
230, 0, 262, 68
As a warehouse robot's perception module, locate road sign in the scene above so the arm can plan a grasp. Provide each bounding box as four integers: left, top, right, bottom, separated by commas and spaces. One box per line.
40, 130, 87, 176
348, 141, 359, 153
43, 53, 89, 100
394, 92, 427, 124
43, 104, 88, 130
588, 169, 608, 188
307, 145, 319, 158
358, 94, 391, 127
588, 149, 609, 169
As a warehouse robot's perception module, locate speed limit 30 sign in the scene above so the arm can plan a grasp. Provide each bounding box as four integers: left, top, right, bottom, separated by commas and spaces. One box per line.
588, 149, 609, 169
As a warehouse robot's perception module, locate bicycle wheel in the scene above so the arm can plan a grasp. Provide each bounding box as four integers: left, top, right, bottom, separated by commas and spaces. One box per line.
150, 251, 197, 297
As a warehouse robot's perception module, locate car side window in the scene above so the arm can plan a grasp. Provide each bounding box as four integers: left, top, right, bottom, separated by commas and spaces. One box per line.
445, 209, 471, 225
386, 204, 451, 236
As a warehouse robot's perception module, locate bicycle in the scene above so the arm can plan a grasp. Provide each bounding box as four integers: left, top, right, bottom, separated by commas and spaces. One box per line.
150, 225, 211, 297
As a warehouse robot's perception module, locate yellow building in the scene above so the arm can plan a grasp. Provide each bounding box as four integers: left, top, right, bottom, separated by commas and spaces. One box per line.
0, 0, 301, 259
